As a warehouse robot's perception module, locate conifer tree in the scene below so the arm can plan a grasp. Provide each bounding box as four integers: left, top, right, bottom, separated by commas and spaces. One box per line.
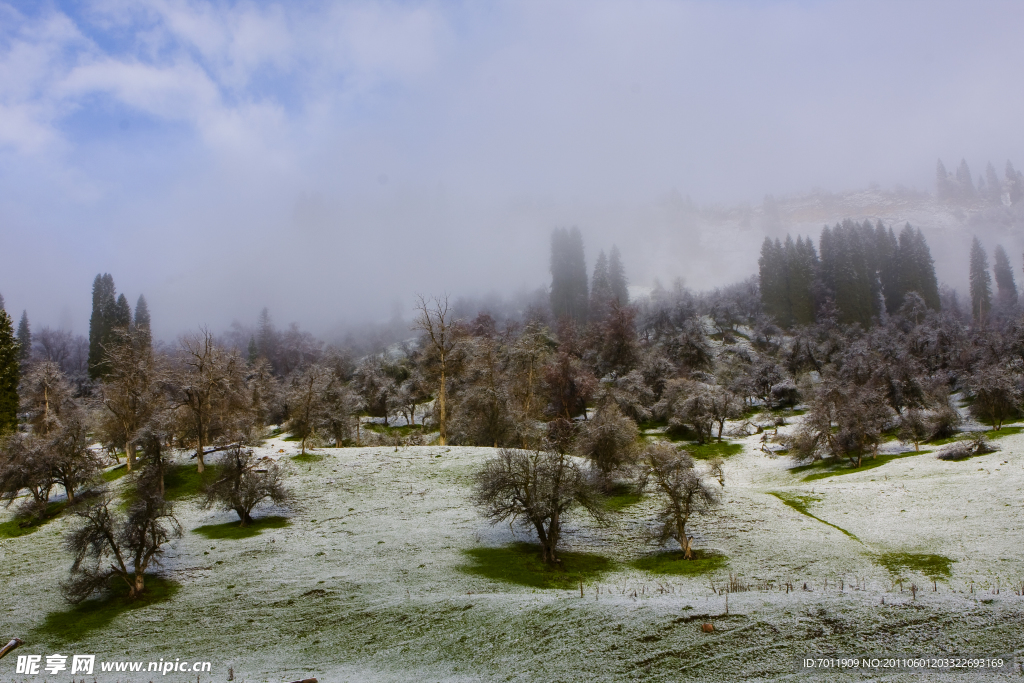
134, 294, 152, 351
876, 223, 901, 314
897, 225, 940, 311
113, 294, 132, 331
993, 245, 1018, 307
936, 159, 952, 199
16, 311, 31, 364
88, 274, 117, 380
0, 308, 18, 433
758, 237, 789, 326
589, 250, 612, 320
549, 227, 588, 323
1007, 161, 1023, 204
818, 221, 874, 327
789, 236, 818, 325
956, 159, 975, 199
985, 162, 1002, 204
608, 245, 629, 306
969, 237, 992, 323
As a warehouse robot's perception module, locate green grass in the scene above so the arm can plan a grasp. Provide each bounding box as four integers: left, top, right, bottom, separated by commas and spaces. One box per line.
33, 575, 179, 643
604, 483, 645, 512
292, 451, 325, 463
686, 441, 743, 460
459, 543, 617, 589
768, 491, 861, 543
631, 549, 727, 576
282, 434, 303, 442
986, 425, 1023, 439
874, 552, 954, 581
163, 464, 219, 501
795, 450, 931, 482
102, 464, 130, 482
192, 515, 291, 539
0, 501, 66, 539
363, 423, 425, 436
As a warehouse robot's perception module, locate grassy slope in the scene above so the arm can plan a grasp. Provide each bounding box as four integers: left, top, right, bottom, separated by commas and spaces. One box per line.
1, 437, 1023, 682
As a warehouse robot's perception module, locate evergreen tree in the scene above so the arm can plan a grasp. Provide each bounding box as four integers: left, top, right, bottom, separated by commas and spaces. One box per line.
956, 159, 975, 199
818, 221, 875, 327
1008, 160, 1024, 204
0, 292, 4, 311
134, 294, 152, 351
247, 336, 259, 365
897, 224, 940, 311
969, 237, 992, 323
0, 308, 18, 433
790, 236, 818, 325
589, 250, 612, 320
608, 245, 629, 306
256, 307, 277, 366
113, 294, 132, 331
985, 162, 1002, 204
993, 245, 1018, 307
16, 311, 31, 363
758, 237, 790, 326
936, 159, 952, 199
88, 273, 117, 380
549, 227, 588, 323
876, 223, 901, 314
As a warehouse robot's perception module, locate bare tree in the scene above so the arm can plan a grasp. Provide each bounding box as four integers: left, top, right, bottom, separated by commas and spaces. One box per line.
100, 327, 160, 470
636, 443, 723, 559
62, 474, 181, 602
473, 448, 603, 566
168, 329, 251, 471
414, 295, 460, 445
0, 433, 55, 519
20, 361, 76, 435
203, 446, 289, 526
286, 363, 334, 454
967, 364, 1021, 430
898, 408, 930, 451
788, 379, 892, 467
47, 410, 102, 505
574, 401, 639, 487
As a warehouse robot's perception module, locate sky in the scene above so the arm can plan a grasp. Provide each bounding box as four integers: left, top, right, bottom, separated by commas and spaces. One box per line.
2, 0, 1024, 339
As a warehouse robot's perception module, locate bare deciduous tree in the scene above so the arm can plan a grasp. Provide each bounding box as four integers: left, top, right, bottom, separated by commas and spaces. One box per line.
100, 327, 160, 470
473, 448, 603, 567
574, 401, 639, 487
414, 295, 460, 445
62, 474, 181, 602
203, 446, 289, 526
636, 443, 723, 559
286, 363, 334, 454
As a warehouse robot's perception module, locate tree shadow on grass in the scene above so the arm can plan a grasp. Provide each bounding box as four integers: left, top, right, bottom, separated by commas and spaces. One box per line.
630, 549, 727, 576
163, 464, 219, 501
33, 575, 178, 644
460, 543, 617, 589
0, 501, 66, 539
192, 515, 290, 540
874, 552, 953, 581
605, 483, 645, 512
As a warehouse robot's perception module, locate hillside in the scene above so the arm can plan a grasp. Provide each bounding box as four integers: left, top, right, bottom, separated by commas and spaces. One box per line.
3, 420, 1023, 682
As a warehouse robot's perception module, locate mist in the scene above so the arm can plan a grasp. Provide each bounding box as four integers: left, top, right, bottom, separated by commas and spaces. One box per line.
2, 0, 1024, 340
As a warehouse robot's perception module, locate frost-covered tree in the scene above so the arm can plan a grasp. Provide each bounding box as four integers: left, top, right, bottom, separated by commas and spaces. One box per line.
414, 294, 460, 444
203, 446, 289, 526
993, 244, 1018, 308
574, 401, 639, 486
967, 364, 1021, 430
16, 311, 30, 365
474, 448, 604, 566
286, 363, 334, 454
636, 443, 723, 560
100, 326, 160, 470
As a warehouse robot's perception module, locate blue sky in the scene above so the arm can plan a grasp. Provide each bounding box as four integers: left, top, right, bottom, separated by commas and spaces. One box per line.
2, 0, 1024, 337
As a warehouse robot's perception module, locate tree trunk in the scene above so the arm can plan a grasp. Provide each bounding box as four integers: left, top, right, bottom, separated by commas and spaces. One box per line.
438, 367, 447, 446
236, 507, 253, 527
676, 518, 693, 559
129, 573, 145, 599
126, 440, 136, 471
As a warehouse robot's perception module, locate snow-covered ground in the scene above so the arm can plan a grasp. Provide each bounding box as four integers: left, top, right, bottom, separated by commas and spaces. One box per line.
2, 422, 1023, 682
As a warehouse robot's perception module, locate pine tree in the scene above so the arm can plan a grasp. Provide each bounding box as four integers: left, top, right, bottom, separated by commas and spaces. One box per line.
819, 221, 874, 327
1008, 161, 1024, 205
0, 309, 18, 433
608, 245, 629, 306
759, 237, 789, 326
993, 245, 1018, 307
985, 162, 1002, 204
134, 294, 152, 351
113, 294, 132, 331
876, 223, 901, 314
16, 311, 31, 363
897, 224, 940, 311
589, 250, 612, 320
88, 273, 117, 380
549, 227, 589, 323
247, 336, 259, 365
936, 159, 952, 199
956, 159, 975, 199
790, 236, 818, 325
969, 237, 992, 323
0, 292, 5, 311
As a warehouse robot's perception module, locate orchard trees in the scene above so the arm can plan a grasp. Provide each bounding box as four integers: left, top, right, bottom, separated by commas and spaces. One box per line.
203, 446, 289, 526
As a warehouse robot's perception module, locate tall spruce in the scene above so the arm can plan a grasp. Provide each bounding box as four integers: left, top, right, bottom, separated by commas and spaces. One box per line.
758, 237, 789, 326
0, 308, 18, 433
549, 227, 589, 323
993, 245, 1018, 307
898, 224, 940, 311
969, 237, 992, 323
16, 311, 31, 364
88, 273, 117, 380
876, 223, 901, 314
608, 245, 629, 306
589, 250, 612, 320
818, 221, 875, 327
985, 162, 1002, 204
134, 294, 152, 351
956, 159, 975, 199
113, 294, 132, 331
789, 236, 818, 325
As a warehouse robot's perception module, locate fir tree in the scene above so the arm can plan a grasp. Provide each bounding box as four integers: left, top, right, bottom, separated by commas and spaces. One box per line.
247, 336, 259, 365
936, 159, 952, 199
608, 245, 629, 306
549, 227, 588, 323
1008, 161, 1024, 205
818, 221, 875, 327
0, 308, 18, 433
113, 294, 132, 331
790, 236, 818, 325
758, 237, 790, 326
985, 162, 1002, 204
876, 223, 901, 314
897, 225, 940, 311
956, 159, 975, 199
134, 294, 152, 351
589, 250, 612, 320
0, 292, 4, 311
969, 237, 992, 323
993, 245, 1018, 307
88, 273, 117, 380
16, 311, 31, 363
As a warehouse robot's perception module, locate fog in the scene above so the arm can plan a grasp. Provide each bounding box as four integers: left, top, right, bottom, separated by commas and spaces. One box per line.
2, 0, 1024, 340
